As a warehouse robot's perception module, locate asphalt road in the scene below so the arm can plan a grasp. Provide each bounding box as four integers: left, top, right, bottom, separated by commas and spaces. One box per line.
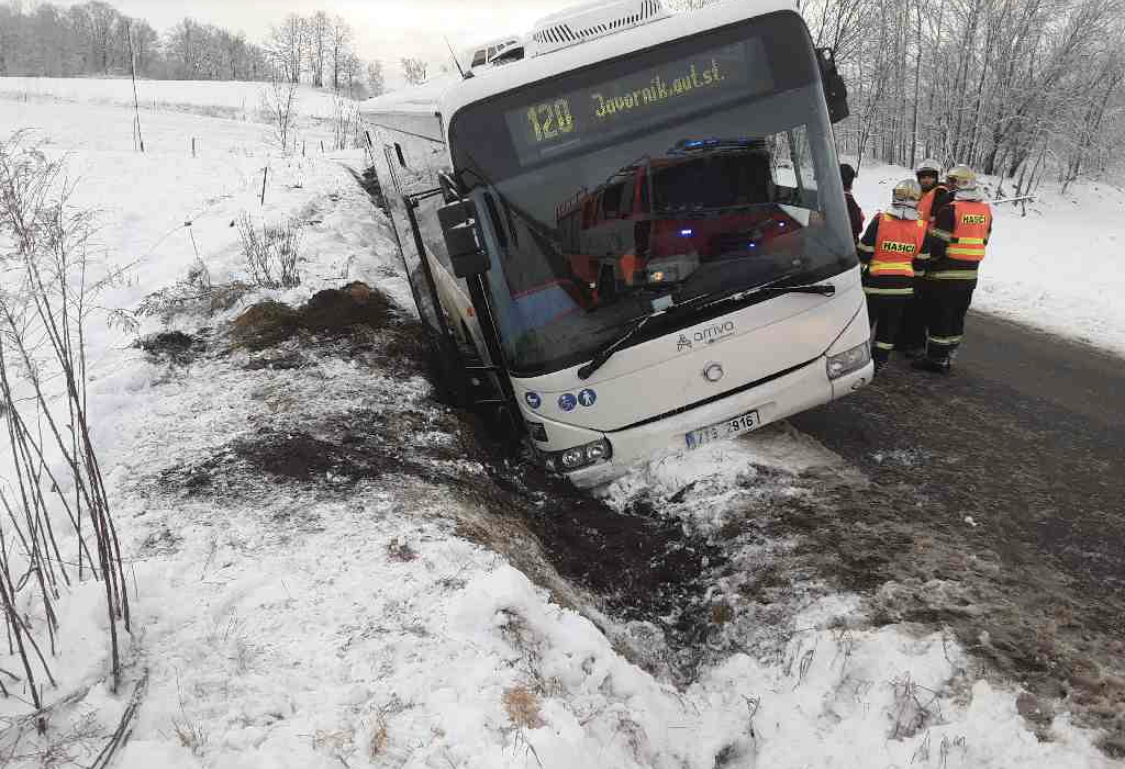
790, 310, 1125, 752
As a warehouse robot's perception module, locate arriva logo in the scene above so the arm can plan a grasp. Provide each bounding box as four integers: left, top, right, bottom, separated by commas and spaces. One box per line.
695, 321, 735, 344
677, 321, 736, 351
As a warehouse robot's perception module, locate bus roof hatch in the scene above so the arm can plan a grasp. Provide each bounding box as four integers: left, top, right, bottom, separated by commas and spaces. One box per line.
529, 0, 670, 57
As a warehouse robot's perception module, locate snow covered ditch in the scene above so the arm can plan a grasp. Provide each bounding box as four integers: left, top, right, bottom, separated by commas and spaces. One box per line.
0, 91, 1118, 767
850, 161, 1125, 359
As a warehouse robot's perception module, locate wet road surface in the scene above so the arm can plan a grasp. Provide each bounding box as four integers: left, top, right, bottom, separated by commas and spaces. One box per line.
790, 310, 1125, 753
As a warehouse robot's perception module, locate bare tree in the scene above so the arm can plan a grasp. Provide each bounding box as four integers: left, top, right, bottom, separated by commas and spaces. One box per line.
401, 57, 428, 85
269, 13, 306, 84
367, 60, 386, 97
261, 78, 299, 154
329, 15, 353, 92
308, 10, 329, 88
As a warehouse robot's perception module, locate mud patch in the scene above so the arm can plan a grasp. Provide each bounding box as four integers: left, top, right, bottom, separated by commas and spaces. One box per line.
229, 282, 396, 353
230, 301, 302, 351
137, 330, 207, 365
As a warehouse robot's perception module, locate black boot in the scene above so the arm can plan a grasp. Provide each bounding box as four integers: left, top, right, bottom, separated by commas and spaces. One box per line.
873, 347, 891, 374
912, 357, 951, 374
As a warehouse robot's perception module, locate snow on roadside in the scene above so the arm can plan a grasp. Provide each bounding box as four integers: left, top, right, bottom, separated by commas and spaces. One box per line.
0, 92, 1117, 767
850, 161, 1125, 359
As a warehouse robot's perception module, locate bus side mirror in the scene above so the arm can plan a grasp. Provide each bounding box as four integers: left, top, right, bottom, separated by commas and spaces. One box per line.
438, 199, 490, 278
817, 48, 850, 124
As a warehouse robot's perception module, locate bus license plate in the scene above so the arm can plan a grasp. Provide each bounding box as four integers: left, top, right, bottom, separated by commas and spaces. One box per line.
685, 410, 761, 450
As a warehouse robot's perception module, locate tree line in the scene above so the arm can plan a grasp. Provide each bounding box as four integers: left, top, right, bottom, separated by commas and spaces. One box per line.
667, 0, 1125, 191
802, 0, 1125, 192
0, 1, 385, 98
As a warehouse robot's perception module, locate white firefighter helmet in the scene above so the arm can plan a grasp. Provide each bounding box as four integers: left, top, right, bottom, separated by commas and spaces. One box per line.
946, 164, 978, 190
889, 178, 922, 219
915, 158, 942, 177
892, 178, 922, 207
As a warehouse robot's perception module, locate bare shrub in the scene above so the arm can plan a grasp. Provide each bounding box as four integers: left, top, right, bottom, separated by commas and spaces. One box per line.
237, 213, 303, 289
137, 259, 250, 322
888, 672, 943, 740
502, 686, 544, 729
260, 79, 299, 155
385, 536, 417, 562
0, 132, 130, 709
368, 712, 389, 758
330, 93, 362, 151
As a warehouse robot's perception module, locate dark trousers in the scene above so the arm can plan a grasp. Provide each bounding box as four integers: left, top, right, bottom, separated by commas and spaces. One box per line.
925, 283, 975, 364
866, 293, 908, 363
896, 281, 930, 351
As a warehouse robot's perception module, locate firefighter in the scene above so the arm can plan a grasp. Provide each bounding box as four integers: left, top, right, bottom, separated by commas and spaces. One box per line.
856, 179, 928, 371
898, 158, 950, 358
914, 164, 993, 373
840, 163, 864, 240
916, 158, 951, 223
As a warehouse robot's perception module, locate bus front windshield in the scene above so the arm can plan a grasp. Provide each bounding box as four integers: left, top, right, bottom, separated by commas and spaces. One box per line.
449, 13, 856, 377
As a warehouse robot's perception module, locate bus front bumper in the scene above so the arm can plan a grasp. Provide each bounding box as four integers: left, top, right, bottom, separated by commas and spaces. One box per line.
562, 355, 872, 489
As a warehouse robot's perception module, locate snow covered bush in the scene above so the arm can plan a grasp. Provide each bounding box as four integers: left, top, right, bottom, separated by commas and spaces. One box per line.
236, 212, 303, 289
0, 133, 130, 716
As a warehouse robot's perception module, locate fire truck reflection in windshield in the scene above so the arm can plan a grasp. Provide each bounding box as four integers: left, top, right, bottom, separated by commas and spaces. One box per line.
555, 139, 802, 304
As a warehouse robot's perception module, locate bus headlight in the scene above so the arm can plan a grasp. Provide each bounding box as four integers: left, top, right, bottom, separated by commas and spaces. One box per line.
826, 343, 871, 380
544, 438, 613, 472
561, 448, 585, 468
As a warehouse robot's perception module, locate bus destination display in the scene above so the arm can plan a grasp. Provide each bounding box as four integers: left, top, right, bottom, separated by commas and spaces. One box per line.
504, 40, 773, 166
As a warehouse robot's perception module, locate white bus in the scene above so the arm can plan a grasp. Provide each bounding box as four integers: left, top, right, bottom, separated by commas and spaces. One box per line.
360, 0, 871, 488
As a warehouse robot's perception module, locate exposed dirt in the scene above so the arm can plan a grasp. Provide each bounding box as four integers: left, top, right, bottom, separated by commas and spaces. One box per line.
155, 283, 725, 682
229, 281, 395, 352
137, 330, 207, 365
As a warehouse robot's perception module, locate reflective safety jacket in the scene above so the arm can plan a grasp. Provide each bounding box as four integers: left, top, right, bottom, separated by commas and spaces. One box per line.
856, 213, 928, 296
918, 184, 951, 224
925, 200, 993, 283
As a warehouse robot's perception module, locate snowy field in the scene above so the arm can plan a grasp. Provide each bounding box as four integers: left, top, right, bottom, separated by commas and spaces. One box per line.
849, 161, 1125, 359
0, 83, 1120, 767
0, 76, 349, 122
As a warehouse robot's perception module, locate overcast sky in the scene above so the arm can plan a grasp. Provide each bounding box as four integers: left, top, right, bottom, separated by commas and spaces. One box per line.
56, 0, 576, 75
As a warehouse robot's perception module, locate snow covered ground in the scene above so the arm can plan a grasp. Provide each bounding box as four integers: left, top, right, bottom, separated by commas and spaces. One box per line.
849, 161, 1125, 359
0, 84, 1120, 767
0, 77, 350, 122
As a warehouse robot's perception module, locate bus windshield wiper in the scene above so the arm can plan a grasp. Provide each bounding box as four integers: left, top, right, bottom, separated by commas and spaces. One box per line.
576, 279, 835, 381
577, 310, 664, 380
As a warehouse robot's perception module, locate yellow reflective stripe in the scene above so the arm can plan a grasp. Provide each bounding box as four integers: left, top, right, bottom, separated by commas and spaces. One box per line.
874, 341, 895, 350
857, 243, 875, 253
927, 270, 978, 280
948, 246, 985, 256
915, 252, 931, 260
870, 261, 913, 271
864, 287, 914, 296
914, 270, 927, 277
930, 228, 953, 242
928, 335, 963, 344
957, 237, 986, 245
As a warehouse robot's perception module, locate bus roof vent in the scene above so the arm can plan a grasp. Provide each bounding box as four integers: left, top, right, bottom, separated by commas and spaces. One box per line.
529, 0, 669, 56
